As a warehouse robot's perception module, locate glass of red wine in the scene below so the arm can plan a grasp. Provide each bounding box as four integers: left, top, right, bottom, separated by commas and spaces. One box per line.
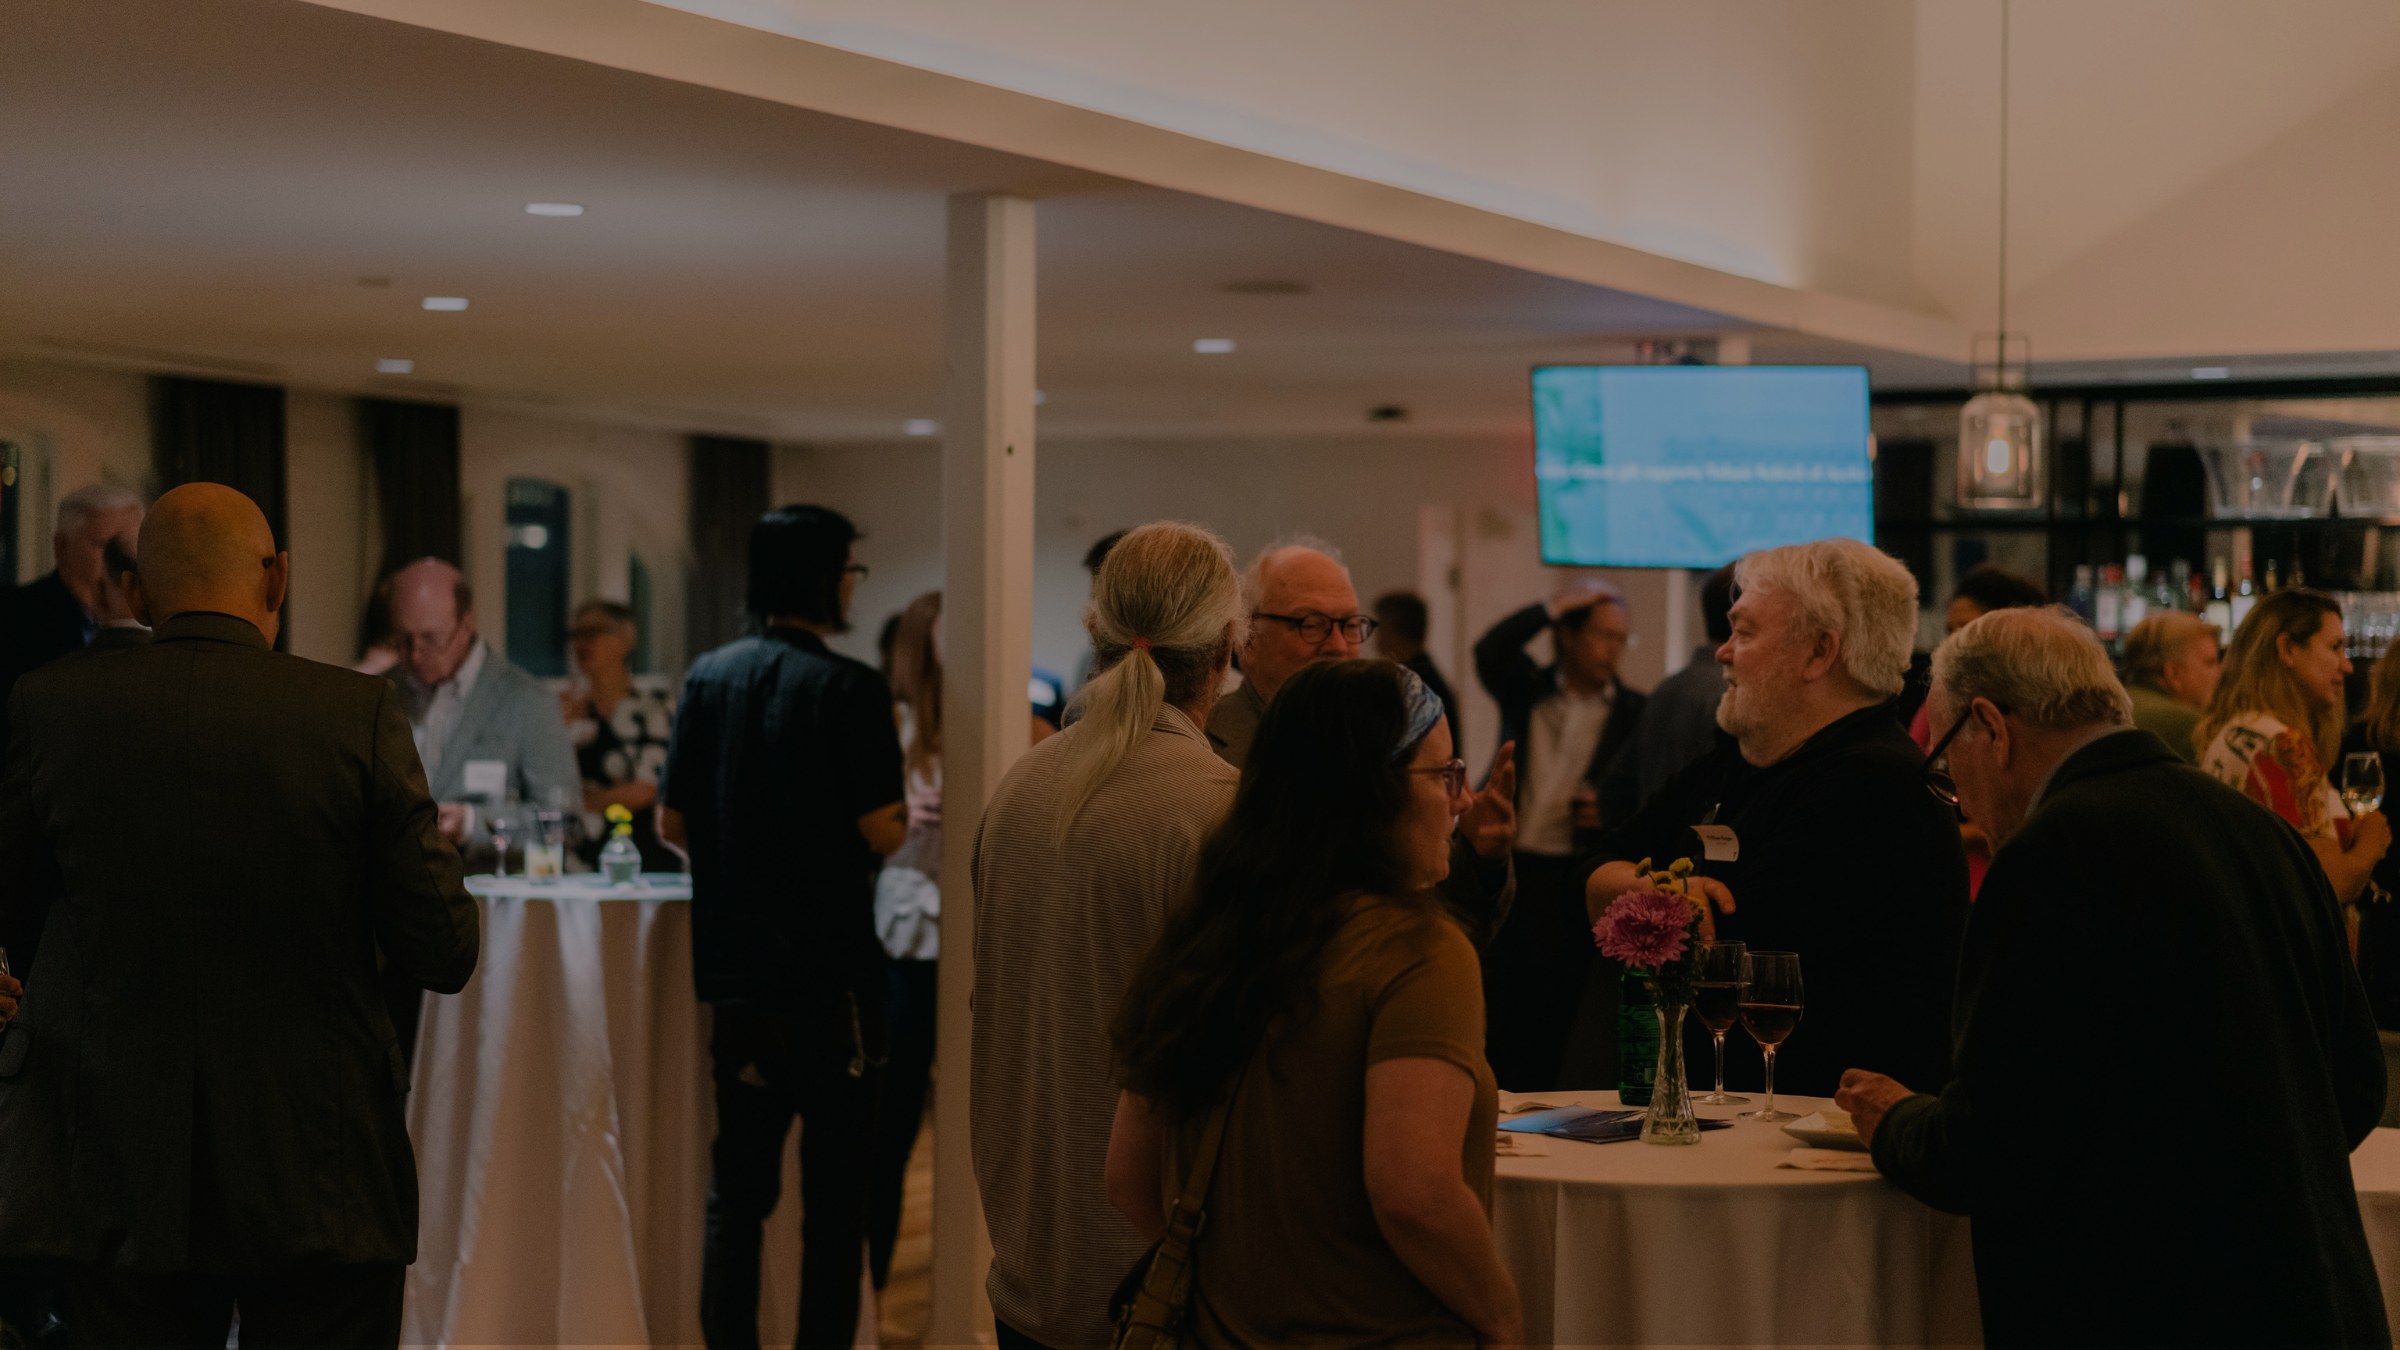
1692, 942, 1750, 1105
1737, 951, 1803, 1123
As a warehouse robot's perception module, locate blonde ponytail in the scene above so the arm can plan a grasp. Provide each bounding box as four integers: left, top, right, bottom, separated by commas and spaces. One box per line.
1053, 522, 1243, 843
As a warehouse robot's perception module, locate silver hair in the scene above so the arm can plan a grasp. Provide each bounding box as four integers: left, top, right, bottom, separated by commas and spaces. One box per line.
55, 483, 142, 541
1733, 538, 1918, 698
1054, 521, 1246, 842
1238, 535, 1348, 614
2121, 611, 2214, 687
1930, 605, 2134, 731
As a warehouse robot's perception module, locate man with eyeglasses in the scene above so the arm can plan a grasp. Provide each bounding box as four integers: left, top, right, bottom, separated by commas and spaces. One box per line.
1838, 605, 2386, 1350
384, 557, 581, 856
1582, 538, 1967, 1099
1473, 577, 1648, 1090
1208, 541, 1519, 947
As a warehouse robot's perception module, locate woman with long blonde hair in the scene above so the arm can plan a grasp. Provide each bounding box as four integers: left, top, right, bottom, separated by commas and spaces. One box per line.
2198, 588, 2389, 904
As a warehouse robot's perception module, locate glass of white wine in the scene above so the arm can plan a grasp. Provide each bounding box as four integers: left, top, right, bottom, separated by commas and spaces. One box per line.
2343, 752, 2384, 819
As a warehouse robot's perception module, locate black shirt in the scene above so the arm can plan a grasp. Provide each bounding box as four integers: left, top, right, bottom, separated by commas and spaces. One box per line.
662, 628, 905, 1003
1593, 702, 1969, 1097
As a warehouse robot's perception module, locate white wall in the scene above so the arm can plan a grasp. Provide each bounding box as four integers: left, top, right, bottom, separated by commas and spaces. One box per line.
459, 406, 693, 678
0, 358, 152, 582
776, 433, 1703, 767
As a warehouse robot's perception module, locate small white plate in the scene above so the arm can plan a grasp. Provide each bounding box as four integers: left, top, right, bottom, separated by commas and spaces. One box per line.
1780, 1110, 1867, 1151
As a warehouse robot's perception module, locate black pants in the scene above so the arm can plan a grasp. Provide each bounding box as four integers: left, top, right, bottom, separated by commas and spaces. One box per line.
866, 959, 937, 1290
702, 995, 882, 1350
62, 1263, 402, 1349
1481, 851, 1616, 1091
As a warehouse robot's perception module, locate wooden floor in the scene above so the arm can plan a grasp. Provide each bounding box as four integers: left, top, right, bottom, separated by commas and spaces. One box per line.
878, 1111, 936, 1348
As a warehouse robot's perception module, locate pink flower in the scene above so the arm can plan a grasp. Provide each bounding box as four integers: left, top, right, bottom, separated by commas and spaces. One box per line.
1593, 889, 1695, 969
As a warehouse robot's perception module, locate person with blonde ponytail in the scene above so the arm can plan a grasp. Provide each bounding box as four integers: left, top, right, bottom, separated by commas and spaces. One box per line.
970, 521, 1246, 1350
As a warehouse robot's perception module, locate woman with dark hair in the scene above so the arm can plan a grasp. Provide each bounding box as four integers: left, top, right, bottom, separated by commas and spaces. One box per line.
2201, 588, 2390, 912
1106, 660, 1520, 1348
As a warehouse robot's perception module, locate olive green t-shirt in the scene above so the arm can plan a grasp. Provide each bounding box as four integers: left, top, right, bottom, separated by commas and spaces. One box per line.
1168, 895, 1498, 1348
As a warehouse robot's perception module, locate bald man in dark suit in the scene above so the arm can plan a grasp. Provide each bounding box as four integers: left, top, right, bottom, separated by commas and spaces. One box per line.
0, 483, 478, 1347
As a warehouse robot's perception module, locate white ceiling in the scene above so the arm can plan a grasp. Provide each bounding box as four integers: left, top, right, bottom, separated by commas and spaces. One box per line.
0, 0, 1983, 444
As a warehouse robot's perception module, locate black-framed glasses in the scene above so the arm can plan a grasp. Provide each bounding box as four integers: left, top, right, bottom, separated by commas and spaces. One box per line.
1409, 756, 1469, 798
1922, 703, 2006, 807
1254, 610, 1377, 645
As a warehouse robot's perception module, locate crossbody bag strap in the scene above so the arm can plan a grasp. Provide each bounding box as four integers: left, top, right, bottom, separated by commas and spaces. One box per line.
1129, 1060, 1252, 1335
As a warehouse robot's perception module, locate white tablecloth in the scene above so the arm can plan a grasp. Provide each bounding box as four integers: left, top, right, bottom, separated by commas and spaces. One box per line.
404, 875, 841, 1348
1493, 1091, 1978, 1349
1500, 1092, 2400, 1349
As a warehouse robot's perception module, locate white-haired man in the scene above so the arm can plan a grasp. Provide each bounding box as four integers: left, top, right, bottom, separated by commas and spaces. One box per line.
1837, 607, 2386, 1348
1209, 540, 1519, 946
1584, 538, 1968, 1098
2, 483, 145, 716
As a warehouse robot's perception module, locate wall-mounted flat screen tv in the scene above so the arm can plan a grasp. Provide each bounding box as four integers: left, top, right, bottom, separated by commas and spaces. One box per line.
1532, 365, 1873, 568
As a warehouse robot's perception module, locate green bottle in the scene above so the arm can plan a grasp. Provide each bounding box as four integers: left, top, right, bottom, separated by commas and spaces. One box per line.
1617, 967, 1658, 1106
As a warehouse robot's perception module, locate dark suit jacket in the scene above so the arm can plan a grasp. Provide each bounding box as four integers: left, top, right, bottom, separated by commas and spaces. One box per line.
1473, 602, 1646, 841
0, 572, 90, 729
1873, 731, 2388, 1348
0, 612, 479, 1273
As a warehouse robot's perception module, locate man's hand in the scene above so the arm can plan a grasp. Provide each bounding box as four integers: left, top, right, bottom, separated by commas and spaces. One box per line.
436, 802, 472, 842
0, 971, 22, 1029
1834, 1069, 1915, 1148
1460, 742, 1518, 861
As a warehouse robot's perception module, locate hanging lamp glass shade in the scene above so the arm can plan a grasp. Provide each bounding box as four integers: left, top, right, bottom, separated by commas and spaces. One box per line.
1957, 340, 2044, 511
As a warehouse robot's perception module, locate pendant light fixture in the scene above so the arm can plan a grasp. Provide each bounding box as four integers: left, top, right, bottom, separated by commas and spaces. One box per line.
1957, 0, 2045, 511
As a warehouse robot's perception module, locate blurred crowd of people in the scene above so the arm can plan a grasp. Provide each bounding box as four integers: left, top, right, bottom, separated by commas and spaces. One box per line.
0, 480, 2392, 1347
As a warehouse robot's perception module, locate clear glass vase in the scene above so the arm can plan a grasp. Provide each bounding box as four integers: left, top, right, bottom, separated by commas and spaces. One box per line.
1640, 1003, 1700, 1145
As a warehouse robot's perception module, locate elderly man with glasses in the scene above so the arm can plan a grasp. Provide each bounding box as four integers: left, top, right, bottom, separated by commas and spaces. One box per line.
1838, 605, 2387, 1349
1208, 540, 1519, 948
1583, 538, 1968, 1099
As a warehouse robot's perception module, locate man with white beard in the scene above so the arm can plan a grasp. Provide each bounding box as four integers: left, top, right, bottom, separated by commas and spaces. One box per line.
1582, 538, 1968, 1098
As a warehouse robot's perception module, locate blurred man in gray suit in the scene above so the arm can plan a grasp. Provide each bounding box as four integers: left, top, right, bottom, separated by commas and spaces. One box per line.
384, 558, 580, 849
0, 483, 478, 1347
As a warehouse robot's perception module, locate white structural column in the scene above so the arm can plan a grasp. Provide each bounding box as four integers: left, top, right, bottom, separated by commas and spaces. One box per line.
931, 192, 1037, 1348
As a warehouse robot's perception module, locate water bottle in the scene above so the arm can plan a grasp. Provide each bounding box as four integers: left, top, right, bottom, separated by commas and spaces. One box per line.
1617, 967, 1658, 1106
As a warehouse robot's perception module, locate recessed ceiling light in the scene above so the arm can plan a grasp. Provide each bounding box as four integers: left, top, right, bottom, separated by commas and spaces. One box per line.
2191, 367, 2231, 380
1193, 338, 1236, 355
376, 358, 415, 375
904, 419, 939, 437
422, 296, 469, 312
525, 202, 585, 217
1033, 390, 1047, 406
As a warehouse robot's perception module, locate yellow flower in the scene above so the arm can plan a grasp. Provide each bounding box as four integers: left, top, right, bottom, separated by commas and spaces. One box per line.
604, 804, 633, 825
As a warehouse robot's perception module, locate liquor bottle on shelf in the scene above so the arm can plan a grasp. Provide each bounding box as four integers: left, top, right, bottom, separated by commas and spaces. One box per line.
2203, 562, 2232, 639
2161, 559, 2188, 617
2231, 563, 2258, 633
2069, 565, 2097, 627
2263, 559, 2283, 594
2095, 565, 2125, 644
2123, 556, 2151, 630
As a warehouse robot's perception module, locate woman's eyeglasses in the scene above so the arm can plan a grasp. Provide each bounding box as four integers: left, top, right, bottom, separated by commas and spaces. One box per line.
1410, 757, 1469, 798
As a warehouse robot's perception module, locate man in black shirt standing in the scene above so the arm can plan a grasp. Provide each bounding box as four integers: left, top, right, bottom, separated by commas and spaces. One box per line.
661, 505, 907, 1349
1585, 538, 1968, 1099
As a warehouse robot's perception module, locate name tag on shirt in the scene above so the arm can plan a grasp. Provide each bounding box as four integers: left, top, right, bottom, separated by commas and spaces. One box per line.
462, 759, 509, 800
1692, 823, 1740, 862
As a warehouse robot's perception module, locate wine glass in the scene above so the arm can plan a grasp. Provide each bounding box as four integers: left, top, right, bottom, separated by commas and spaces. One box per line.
1692, 942, 1750, 1106
1737, 952, 1804, 1123
486, 803, 516, 879
2343, 752, 2384, 818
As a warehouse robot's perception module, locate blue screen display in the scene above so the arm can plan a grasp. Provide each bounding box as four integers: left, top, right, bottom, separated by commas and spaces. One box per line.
1532, 366, 1873, 568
